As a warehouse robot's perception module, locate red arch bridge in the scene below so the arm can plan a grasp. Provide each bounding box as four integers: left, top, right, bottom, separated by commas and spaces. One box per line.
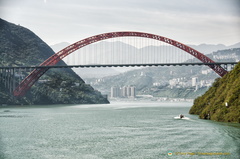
0, 31, 238, 97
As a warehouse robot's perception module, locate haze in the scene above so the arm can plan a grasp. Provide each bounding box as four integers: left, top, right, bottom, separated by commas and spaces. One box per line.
0, 0, 240, 46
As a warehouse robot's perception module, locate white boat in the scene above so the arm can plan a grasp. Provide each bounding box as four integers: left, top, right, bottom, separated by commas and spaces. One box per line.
174, 114, 190, 120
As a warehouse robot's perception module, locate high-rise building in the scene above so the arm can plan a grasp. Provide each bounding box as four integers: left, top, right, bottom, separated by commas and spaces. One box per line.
126, 86, 131, 97
122, 86, 127, 97
110, 86, 136, 98
130, 86, 136, 97
111, 86, 120, 98
192, 77, 198, 87
192, 77, 199, 90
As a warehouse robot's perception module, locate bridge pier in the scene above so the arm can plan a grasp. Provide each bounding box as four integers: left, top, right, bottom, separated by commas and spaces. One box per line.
231, 64, 236, 70
220, 63, 237, 72
223, 64, 227, 71
0, 68, 17, 95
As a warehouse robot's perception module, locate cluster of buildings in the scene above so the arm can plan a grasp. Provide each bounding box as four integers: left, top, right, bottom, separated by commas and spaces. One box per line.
110, 86, 136, 98
166, 76, 214, 90
191, 77, 214, 88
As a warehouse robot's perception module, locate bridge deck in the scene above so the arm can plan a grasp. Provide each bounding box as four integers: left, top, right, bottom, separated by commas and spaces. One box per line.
0, 62, 238, 69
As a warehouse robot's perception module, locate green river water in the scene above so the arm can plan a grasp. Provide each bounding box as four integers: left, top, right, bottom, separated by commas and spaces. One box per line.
0, 101, 239, 159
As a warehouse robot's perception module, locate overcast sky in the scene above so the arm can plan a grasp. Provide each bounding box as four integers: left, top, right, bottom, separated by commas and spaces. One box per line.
1, 0, 240, 46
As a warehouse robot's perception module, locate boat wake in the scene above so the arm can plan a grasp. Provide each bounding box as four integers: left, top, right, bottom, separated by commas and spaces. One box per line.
174, 116, 190, 120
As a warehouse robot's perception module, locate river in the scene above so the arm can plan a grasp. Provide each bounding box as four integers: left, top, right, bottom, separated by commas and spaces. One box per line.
0, 101, 239, 159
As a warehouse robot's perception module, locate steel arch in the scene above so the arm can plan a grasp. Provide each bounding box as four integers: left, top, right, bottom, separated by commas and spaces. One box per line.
13, 31, 228, 97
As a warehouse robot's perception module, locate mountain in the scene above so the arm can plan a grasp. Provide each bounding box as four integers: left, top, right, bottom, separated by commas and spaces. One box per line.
50, 42, 121, 78
50, 42, 70, 52
73, 68, 120, 78
189, 43, 240, 54
50, 40, 240, 78
85, 65, 217, 99
52, 40, 240, 57
85, 48, 240, 99
0, 18, 109, 105
189, 44, 226, 54
228, 42, 240, 49
189, 62, 240, 123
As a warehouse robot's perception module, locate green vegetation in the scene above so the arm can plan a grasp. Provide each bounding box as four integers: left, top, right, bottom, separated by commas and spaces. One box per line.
189, 62, 240, 123
0, 18, 109, 105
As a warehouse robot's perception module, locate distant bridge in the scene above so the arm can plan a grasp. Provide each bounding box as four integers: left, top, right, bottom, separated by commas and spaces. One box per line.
0, 31, 237, 97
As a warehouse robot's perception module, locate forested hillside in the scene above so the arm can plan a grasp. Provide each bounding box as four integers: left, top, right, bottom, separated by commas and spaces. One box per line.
0, 18, 109, 105
189, 62, 240, 123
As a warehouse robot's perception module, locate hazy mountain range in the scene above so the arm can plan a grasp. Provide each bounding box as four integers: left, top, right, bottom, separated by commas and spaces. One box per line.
49, 40, 240, 99
84, 48, 240, 99
51, 41, 240, 78
51, 41, 240, 55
